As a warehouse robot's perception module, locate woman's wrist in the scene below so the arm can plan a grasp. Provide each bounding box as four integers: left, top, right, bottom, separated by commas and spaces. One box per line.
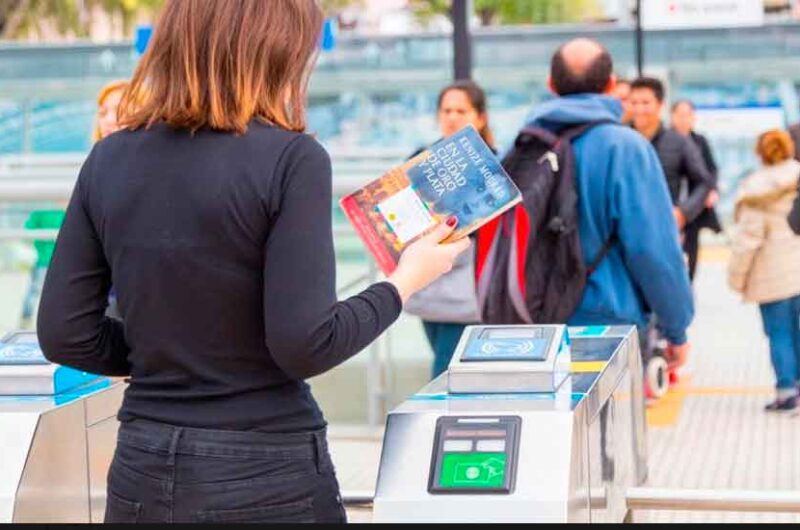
387, 270, 415, 305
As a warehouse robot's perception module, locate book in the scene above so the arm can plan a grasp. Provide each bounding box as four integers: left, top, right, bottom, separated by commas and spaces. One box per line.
340, 125, 522, 276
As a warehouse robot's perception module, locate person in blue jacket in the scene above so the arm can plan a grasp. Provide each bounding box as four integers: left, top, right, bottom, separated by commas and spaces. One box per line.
525, 38, 695, 364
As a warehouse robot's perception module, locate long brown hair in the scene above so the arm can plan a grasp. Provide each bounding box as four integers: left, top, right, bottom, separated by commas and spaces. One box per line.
437, 80, 495, 148
119, 0, 323, 134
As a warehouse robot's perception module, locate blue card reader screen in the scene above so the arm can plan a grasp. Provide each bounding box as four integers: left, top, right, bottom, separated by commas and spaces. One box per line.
461, 327, 556, 362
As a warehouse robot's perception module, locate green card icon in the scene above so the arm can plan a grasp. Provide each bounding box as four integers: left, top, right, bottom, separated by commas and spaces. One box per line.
439, 452, 506, 489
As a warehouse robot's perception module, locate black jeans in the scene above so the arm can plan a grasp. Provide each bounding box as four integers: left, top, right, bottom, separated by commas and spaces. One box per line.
105, 419, 347, 524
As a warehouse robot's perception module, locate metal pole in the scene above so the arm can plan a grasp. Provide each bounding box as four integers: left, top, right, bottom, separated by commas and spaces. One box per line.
341, 490, 375, 506
627, 488, 800, 513
452, 0, 472, 81
366, 259, 382, 427
22, 99, 33, 154
635, 0, 644, 77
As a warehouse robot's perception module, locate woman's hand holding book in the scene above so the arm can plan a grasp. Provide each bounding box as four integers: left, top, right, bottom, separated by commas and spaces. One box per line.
388, 217, 470, 304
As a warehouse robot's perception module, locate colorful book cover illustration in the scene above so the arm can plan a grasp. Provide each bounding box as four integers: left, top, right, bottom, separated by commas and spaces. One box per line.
340, 125, 522, 275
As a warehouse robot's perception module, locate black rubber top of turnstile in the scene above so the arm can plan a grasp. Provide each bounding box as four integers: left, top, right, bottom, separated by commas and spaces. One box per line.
571, 336, 621, 362
570, 372, 600, 395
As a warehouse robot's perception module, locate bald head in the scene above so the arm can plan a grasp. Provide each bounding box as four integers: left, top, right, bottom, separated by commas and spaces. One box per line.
550, 38, 614, 96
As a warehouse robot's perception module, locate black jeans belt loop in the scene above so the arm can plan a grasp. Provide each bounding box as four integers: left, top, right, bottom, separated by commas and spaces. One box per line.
166, 427, 184, 467
313, 431, 326, 474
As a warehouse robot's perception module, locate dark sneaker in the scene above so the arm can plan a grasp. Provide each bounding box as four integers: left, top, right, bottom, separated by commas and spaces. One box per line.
764, 396, 798, 412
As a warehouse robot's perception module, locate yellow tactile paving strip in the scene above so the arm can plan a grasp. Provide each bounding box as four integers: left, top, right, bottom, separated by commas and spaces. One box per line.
570, 361, 608, 373
646, 375, 775, 427
698, 245, 732, 263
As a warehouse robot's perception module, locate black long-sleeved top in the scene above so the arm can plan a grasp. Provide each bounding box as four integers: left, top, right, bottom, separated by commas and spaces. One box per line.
789, 122, 800, 163
650, 125, 714, 225
686, 131, 722, 233
785, 123, 800, 234
37, 122, 402, 432
790, 184, 800, 235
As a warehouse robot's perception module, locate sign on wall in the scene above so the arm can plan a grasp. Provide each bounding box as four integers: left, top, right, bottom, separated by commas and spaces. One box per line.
641, 0, 765, 30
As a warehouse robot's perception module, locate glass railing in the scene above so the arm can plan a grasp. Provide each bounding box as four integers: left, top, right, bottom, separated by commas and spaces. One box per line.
4, 22, 800, 80
3, 23, 797, 216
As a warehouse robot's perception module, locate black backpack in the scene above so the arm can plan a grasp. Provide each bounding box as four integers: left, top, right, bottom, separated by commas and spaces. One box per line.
476, 121, 615, 325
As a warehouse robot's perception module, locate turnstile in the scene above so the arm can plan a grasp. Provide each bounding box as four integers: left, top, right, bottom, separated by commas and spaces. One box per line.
0, 331, 125, 523
373, 325, 647, 523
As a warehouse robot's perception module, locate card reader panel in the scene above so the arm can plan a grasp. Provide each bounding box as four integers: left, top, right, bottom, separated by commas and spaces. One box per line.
428, 416, 521, 494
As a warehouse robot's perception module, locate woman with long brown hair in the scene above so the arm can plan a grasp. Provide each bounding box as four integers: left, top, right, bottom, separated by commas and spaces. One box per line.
37, 0, 467, 523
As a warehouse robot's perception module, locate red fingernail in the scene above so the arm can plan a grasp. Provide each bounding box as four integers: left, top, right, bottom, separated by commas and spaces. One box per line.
446, 216, 458, 227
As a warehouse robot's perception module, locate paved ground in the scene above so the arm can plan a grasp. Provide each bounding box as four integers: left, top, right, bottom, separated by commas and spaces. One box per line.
326, 255, 800, 523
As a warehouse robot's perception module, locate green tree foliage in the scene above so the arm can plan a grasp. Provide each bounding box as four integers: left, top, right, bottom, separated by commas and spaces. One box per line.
0, 0, 364, 39
408, 0, 449, 23
319, 0, 364, 16
410, 0, 601, 26
1, 0, 81, 38
96, 0, 164, 36
0, 0, 164, 39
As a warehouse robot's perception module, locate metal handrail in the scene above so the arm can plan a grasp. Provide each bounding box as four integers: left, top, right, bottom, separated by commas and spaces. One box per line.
0, 181, 76, 201
0, 151, 405, 165
341, 487, 800, 513
341, 491, 376, 507
0, 225, 356, 243
342, 491, 374, 507
337, 272, 374, 295
626, 487, 800, 514
0, 179, 373, 203
0, 229, 59, 241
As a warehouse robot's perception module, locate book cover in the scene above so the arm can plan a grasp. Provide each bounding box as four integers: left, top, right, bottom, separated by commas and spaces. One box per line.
340, 125, 522, 276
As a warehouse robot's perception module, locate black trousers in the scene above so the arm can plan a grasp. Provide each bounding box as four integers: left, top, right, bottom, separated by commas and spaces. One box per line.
682, 223, 701, 282
105, 419, 347, 524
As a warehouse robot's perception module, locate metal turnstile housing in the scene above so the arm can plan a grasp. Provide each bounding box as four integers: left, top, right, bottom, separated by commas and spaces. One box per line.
0, 331, 125, 523
0, 382, 124, 523
373, 325, 646, 523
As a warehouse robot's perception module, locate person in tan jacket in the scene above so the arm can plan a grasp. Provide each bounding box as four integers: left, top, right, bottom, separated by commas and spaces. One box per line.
729, 129, 800, 412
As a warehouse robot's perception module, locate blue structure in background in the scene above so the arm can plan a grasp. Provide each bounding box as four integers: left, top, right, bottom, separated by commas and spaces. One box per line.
322, 18, 337, 52
135, 25, 153, 56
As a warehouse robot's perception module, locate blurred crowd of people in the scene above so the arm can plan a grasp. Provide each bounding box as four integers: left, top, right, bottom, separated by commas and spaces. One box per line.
411, 38, 800, 412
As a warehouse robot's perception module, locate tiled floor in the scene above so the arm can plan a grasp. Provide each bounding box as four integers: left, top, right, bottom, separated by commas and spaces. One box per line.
327, 260, 800, 523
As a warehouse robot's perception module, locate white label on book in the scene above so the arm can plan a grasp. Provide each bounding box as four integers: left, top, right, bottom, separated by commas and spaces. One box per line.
376, 187, 434, 244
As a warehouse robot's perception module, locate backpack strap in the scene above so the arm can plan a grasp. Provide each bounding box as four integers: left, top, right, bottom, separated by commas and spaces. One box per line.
559, 119, 619, 276
587, 231, 618, 276
517, 119, 618, 147
513, 127, 560, 150
475, 216, 503, 317
557, 119, 618, 144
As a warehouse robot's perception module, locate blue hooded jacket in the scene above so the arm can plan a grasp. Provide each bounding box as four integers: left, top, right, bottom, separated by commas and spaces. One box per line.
526, 94, 694, 344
